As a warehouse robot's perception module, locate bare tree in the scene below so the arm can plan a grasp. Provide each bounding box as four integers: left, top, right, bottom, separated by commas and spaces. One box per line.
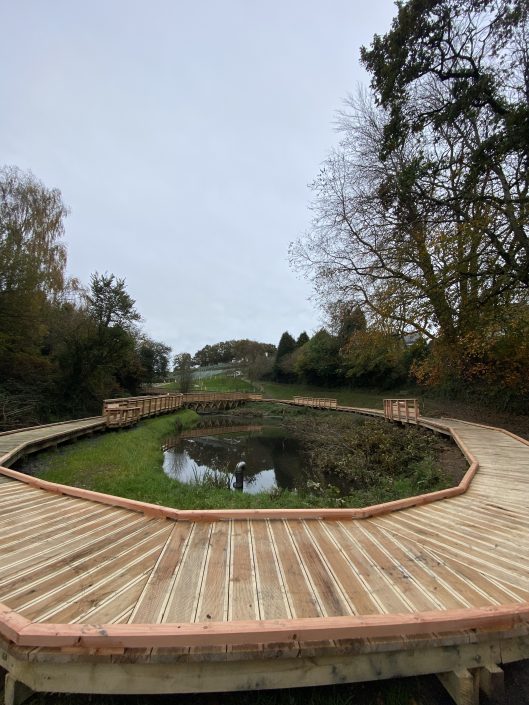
291, 88, 526, 342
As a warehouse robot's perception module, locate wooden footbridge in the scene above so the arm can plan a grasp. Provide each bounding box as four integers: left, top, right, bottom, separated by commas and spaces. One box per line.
0, 393, 528, 704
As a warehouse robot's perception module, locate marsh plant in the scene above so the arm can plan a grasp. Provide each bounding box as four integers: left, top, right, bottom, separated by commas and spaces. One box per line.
284, 414, 448, 503
189, 463, 233, 490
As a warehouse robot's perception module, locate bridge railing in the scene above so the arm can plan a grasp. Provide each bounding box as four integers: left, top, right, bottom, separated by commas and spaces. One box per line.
102, 391, 261, 427
104, 404, 142, 428
292, 396, 338, 409
383, 398, 420, 423
182, 392, 249, 403
103, 394, 184, 422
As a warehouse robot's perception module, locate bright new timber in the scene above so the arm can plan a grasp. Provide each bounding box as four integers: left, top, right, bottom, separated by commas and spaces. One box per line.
0, 392, 528, 705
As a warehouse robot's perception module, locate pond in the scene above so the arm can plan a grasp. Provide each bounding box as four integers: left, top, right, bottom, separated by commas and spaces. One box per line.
162, 416, 304, 493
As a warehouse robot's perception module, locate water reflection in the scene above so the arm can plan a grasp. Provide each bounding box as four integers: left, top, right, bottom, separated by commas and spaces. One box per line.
162, 417, 303, 494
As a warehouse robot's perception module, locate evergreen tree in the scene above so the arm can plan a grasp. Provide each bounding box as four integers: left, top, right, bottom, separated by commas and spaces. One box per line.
296, 331, 310, 347
272, 331, 297, 382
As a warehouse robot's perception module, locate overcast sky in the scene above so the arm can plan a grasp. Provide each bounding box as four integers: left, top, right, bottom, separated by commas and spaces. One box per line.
1, 1, 396, 355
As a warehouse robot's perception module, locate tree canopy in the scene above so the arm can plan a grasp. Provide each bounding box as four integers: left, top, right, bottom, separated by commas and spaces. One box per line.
361, 0, 529, 286
0, 166, 172, 426
0, 165, 68, 297
192, 339, 276, 367
291, 0, 529, 403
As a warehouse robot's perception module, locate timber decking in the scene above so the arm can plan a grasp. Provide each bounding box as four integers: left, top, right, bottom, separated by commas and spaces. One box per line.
0, 398, 529, 701
0, 417, 106, 467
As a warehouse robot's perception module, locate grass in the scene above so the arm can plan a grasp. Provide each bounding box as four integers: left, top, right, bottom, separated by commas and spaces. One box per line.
157, 375, 260, 393
195, 375, 260, 392
23, 410, 334, 510
23, 399, 454, 511
259, 381, 389, 409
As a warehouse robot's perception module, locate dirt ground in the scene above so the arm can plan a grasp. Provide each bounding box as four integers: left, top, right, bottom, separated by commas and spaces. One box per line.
420, 396, 529, 441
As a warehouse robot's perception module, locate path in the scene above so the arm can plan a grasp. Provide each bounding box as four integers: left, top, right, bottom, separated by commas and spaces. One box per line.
0, 396, 528, 704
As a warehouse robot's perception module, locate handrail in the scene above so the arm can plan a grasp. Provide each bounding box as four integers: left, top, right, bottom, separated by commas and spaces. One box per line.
0, 424, 478, 521
384, 398, 419, 423
2, 395, 529, 653
101, 392, 263, 427
292, 396, 338, 409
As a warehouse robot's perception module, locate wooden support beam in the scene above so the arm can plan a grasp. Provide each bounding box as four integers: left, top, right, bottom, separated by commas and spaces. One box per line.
478, 663, 504, 700
4, 674, 34, 705
437, 669, 479, 705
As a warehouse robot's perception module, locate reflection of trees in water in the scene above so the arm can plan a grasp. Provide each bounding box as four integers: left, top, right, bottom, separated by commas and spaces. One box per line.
183, 434, 269, 476
271, 439, 303, 490
177, 434, 303, 489
163, 417, 306, 490
184, 435, 300, 488
164, 442, 191, 478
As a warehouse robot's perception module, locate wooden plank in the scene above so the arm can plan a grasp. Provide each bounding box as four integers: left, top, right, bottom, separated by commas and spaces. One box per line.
152, 521, 213, 661
287, 521, 351, 616
0, 510, 141, 582
376, 514, 529, 594
130, 522, 193, 623
195, 521, 231, 622
4, 673, 34, 705
478, 663, 504, 700
369, 522, 497, 608
267, 521, 321, 618
190, 521, 232, 660
0, 502, 103, 547
10, 602, 529, 649
267, 520, 334, 656
247, 520, 299, 659
437, 669, 479, 705
28, 529, 169, 623
4, 637, 519, 693
346, 522, 440, 612
161, 522, 212, 623
2, 518, 165, 609
0, 502, 115, 550
326, 522, 411, 613
73, 573, 153, 624
228, 520, 260, 657
229, 520, 258, 621
251, 521, 289, 620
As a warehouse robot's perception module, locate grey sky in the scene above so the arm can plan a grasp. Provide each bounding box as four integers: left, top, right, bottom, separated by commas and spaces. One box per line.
1, 1, 396, 356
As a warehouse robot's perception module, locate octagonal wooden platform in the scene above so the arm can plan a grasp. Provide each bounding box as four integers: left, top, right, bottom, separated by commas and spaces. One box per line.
0, 394, 528, 704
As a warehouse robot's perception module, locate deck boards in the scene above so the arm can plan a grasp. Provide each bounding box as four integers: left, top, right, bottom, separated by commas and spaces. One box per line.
0, 409, 529, 664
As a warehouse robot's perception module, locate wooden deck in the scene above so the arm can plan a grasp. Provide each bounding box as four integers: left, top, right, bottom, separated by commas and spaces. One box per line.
0, 396, 529, 703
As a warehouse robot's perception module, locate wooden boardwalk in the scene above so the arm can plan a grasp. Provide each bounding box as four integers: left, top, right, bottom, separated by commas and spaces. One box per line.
0, 396, 528, 703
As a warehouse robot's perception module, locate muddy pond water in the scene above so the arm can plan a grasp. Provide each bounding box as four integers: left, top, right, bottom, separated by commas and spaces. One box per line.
162, 416, 305, 493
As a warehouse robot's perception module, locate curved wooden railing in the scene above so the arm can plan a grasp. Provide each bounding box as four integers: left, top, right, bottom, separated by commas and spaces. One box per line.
0, 394, 528, 657
102, 392, 263, 426
292, 396, 338, 409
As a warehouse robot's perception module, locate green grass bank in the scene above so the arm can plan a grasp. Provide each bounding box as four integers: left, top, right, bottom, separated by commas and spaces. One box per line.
21, 401, 455, 510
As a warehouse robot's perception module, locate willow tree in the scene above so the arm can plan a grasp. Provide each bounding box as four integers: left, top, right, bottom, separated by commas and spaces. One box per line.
0, 166, 68, 404
0, 165, 67, 297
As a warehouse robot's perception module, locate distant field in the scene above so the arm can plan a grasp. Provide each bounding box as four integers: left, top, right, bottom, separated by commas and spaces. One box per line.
159, 374, 260, 393
259, 381, 389, 410
152, 376, 529, 440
